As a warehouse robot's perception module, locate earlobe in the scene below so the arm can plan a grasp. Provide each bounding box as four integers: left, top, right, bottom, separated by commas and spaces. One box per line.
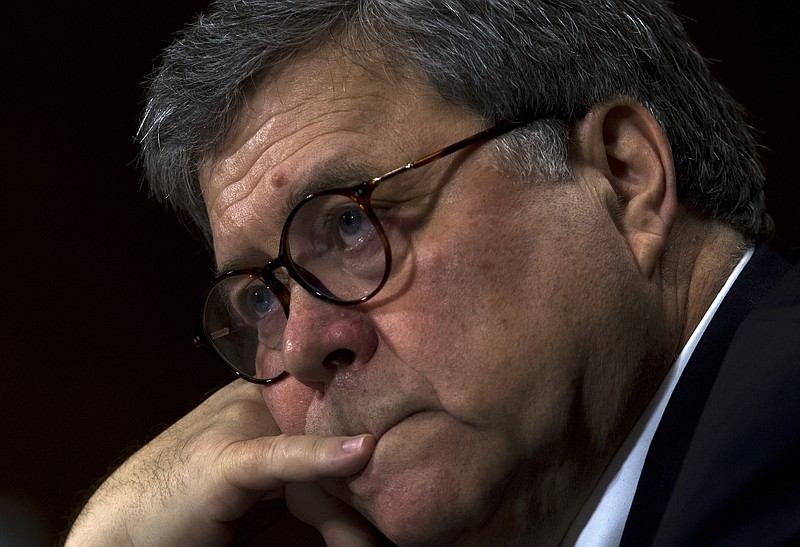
572, 97, 677, 278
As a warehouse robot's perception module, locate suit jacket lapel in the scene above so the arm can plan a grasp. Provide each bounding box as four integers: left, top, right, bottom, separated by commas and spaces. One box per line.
620, 243, 791, 545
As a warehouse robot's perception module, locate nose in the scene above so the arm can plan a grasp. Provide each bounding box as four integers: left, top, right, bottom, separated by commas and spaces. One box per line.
281, 285, 379, 390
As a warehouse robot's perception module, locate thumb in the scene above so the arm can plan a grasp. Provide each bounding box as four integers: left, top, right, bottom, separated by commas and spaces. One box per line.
286, 482, 382, 547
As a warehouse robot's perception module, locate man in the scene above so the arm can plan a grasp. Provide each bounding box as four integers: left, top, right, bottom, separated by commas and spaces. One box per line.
66, 0, 799, 545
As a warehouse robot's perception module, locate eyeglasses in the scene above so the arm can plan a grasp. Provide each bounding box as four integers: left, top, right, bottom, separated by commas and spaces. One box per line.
195, 117, 532, 384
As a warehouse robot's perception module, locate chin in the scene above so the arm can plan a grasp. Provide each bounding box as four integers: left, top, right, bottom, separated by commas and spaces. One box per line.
350, 479, 487, 546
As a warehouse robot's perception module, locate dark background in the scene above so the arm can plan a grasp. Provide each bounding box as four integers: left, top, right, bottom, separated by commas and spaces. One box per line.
2, 2, 798, 545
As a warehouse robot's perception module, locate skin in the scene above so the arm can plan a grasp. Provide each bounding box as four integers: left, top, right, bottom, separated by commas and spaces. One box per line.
67, 43, 747, 546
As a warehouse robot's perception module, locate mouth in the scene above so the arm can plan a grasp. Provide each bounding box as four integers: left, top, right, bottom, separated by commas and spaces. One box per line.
356, 409, 445, 482
322, 408, 463, 536
321, 410, 437, 501
371, 408, 430, 441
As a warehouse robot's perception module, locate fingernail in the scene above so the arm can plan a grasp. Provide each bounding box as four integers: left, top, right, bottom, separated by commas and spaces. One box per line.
341, 435, 366, 453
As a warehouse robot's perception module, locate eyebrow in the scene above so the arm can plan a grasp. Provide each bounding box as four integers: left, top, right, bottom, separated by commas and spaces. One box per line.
216, 249, 272, 277
281, 158, 372, 221
214, 158, 374, 276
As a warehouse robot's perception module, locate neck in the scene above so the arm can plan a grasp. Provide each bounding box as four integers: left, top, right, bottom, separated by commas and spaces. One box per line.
660, 214, 748, 351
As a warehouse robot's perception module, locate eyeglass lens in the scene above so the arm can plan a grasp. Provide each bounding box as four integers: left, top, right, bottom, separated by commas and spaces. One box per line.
285, 193, 388, 301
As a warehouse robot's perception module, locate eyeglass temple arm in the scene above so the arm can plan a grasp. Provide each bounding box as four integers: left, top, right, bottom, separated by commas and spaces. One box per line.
369, 118, 530, 186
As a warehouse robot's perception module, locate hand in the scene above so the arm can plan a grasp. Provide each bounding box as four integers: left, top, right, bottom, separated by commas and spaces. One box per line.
65, 380, 377, 546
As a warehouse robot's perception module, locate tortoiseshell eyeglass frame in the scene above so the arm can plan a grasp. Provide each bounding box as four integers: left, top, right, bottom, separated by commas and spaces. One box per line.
195, 116, 534, 384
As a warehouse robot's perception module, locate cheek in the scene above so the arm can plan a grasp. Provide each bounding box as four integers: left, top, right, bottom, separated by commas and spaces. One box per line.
381, 183, 623, 430
380, 194, 548, 406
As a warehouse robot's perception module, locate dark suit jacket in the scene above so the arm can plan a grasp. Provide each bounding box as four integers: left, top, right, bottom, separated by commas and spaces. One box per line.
620, 244, 800, 546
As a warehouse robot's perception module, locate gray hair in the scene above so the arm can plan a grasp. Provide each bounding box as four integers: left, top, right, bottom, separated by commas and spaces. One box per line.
139, 0, 767, 244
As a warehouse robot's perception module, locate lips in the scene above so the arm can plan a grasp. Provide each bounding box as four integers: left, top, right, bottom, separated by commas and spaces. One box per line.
319, 408, 439, 503
369, 406, 433, 441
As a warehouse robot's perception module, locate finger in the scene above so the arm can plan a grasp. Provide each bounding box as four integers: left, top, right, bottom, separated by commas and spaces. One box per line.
220, 433, 377, 492
286, 482, 381, 547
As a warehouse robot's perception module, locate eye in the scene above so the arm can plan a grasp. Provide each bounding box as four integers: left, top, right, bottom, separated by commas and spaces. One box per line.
337, 207, 372, 247
232, 279, 281, 324
248, 286, 275, 316
284, 194, 383, 267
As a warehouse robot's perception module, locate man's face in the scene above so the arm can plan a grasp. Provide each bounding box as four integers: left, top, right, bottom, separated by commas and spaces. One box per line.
201, 46, 664, 545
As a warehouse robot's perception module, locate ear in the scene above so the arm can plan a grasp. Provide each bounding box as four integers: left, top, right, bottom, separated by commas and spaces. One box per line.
571, 97, 677, 278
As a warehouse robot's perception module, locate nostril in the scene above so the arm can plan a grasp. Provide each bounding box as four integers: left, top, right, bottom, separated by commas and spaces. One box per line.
323, 348, 356, 367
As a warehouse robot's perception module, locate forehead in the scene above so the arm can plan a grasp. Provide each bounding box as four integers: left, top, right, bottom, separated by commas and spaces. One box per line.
200, 44, 477, 268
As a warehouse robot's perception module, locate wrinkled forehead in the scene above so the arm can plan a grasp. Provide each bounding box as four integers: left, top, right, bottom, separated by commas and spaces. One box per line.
197, 42, 479, 266
198, 42, 438, 197
202, 43, 426, 167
